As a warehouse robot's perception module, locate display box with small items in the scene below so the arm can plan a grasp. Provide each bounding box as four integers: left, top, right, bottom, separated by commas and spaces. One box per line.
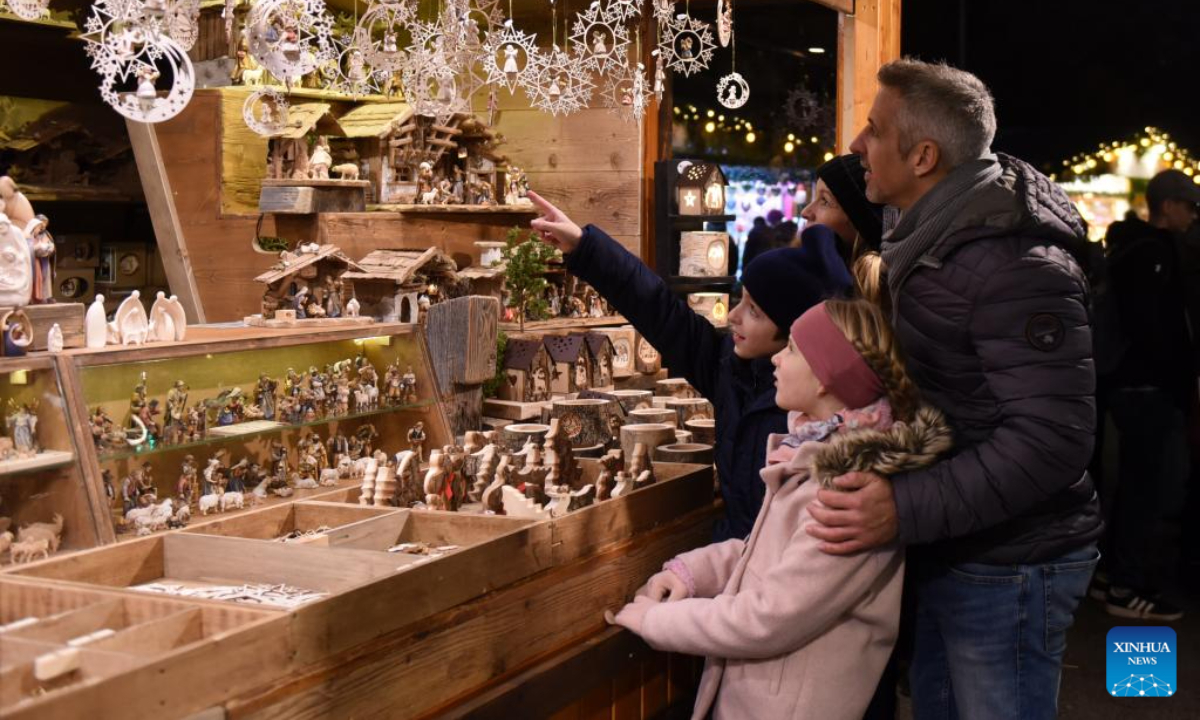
0, 356, 102, 568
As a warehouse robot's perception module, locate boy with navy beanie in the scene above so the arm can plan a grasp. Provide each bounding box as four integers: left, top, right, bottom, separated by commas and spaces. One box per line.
529, 191, 845, 540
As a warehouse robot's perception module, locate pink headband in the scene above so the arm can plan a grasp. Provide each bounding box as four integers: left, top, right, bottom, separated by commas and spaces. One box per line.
790, 303, 885, 410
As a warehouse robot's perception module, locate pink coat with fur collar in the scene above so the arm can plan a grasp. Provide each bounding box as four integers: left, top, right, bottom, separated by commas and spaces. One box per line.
637, 407, 952, 720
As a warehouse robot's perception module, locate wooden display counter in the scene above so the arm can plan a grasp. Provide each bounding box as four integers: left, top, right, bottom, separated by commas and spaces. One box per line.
1, 460, 717, 719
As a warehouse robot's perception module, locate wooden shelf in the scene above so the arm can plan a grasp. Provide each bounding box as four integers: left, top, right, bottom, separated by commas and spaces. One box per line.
0, 450, 76, 478
96, 400, 438, 463
368, 203, 540, 215
0, 12, 77, 32
20, 184, 143, 204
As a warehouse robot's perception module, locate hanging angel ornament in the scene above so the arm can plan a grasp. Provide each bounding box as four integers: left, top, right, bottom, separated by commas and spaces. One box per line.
526, 44, 594, 117
403, 43, 471, 124
602, 59, 653, 123
327, 30, 386, 96
242, 87, 290, 136
245, 0, 336, 85
569, 0, 630, 76
651, 48, 666, 101
353, 0, 417, 73
715, 4, 745, 108
658, 11, 715, 77
717, 71, 748, 109
481, 19, 540, 94
83, 0, 196, 123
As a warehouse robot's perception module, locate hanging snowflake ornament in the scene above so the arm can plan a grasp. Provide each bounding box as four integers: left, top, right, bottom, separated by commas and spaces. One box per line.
402, 43, 472, 124
569, 0, 630, 76
101, 37, 195, 123
242, 87, 290, 136
5, 0, 51, 21
607, 0, 642, 22
658, 12, 715, 77
410, 4, 491, 105
651, 0, 673, 23
717, 71, 748, 109
354, 0, 417, 73
481, 19, 540, 95
83, 0, 197, 123
326, 31, 386, 96
602, 59, 653, 123
651, 48, 665, 101
245, 0, 336, 85
526, 44, 594, 117
716, 0, 732, 47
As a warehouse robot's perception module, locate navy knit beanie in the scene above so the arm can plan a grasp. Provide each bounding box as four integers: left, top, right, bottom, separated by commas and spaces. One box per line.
741, 247, 826, 332
816, 154, 884, 250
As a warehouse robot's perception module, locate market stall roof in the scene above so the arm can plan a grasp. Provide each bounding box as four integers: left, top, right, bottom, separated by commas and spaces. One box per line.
341, 247, 458, 285
268, 102, 333, 139
255, 244, 363, 284
331, 102, 415, 138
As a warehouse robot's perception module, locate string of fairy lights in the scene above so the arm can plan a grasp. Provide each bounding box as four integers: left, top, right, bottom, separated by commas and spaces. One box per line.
673, 103, 835, 161
1052, 127, 1200, 183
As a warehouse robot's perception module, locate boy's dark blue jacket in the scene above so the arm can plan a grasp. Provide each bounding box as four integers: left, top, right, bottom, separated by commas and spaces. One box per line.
565, 224, 786, 541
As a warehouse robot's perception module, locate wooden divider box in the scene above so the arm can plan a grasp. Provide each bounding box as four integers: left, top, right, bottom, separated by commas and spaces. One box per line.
0, 576, 288, 720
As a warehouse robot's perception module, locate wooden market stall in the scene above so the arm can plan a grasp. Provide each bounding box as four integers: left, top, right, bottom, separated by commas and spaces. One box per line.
0, 1, 900, 717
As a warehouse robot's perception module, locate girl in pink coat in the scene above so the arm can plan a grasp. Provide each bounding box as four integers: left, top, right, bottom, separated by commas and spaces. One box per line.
611, 298, 952, 720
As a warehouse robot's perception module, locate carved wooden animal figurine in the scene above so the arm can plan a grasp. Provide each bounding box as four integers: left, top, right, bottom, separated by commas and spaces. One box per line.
0, 530, 12, 557
11, 537, 50, 563
482, 455, 513, 514
610, 470, 633, 499
220, 492, 244, 511
331, 163, 359, 180
17, 513, 63, 553
469, 442, 498, 503
629, 442, 655, 488
199, 493, 221, 515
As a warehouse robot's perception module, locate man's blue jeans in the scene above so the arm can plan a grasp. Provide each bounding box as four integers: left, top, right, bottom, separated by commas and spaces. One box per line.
910, 545, 1099, 720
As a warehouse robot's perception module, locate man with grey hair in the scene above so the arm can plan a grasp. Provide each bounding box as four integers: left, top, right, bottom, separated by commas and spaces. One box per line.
806, 58, 1103, 718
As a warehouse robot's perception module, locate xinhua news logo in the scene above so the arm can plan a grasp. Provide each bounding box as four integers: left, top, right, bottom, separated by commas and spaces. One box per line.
1107, 626, 1177, 697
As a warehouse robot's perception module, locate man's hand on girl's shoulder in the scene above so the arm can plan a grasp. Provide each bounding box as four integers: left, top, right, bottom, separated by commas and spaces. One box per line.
806, 471, 898, 555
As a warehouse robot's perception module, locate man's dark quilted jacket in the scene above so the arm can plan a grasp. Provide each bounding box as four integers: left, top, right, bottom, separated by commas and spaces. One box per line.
889, 154, 1104, 564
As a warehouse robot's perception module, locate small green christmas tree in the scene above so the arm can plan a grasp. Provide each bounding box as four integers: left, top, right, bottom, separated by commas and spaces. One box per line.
500, 226, 558, 331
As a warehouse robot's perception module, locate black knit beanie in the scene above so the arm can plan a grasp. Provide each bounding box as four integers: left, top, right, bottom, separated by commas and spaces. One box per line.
741, 247, 825, 332
816, 154, 884, 250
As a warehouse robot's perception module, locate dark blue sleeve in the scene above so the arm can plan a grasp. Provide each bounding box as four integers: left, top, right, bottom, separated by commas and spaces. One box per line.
565, 224, 723, 400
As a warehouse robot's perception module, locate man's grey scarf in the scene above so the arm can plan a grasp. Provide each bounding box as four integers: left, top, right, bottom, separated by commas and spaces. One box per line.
881, 156, 1003, 313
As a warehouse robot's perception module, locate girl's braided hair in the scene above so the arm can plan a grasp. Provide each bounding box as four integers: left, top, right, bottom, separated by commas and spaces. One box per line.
822, 293, 922, 423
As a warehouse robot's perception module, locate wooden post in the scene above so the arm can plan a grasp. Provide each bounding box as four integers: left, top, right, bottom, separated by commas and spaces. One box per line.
835, 0, 903, 151
125, 120, 208, 324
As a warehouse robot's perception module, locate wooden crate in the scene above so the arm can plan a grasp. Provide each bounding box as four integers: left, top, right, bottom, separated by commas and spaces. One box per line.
0, 576, 289, 720
182, 501, 401, 543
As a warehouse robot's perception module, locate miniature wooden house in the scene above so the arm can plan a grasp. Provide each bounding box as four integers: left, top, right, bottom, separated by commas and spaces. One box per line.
597, 325, 637, 378
379, 113, 510, 205
327, 102, 415, 203
458, 265, 505, 302
498, 337, 552, 403
341, 248, 461, 323
676, 161, 728, 216
572, 332, 616, 390
544, 334, 592, 395
253, 244, 363, 320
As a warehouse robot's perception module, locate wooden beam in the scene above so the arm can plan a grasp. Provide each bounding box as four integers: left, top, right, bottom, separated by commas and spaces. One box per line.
125, 120, 208, 324
836, 0, 903, 151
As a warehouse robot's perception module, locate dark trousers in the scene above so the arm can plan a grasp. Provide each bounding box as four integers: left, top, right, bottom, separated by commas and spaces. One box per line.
1105, 387, 1189, 590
